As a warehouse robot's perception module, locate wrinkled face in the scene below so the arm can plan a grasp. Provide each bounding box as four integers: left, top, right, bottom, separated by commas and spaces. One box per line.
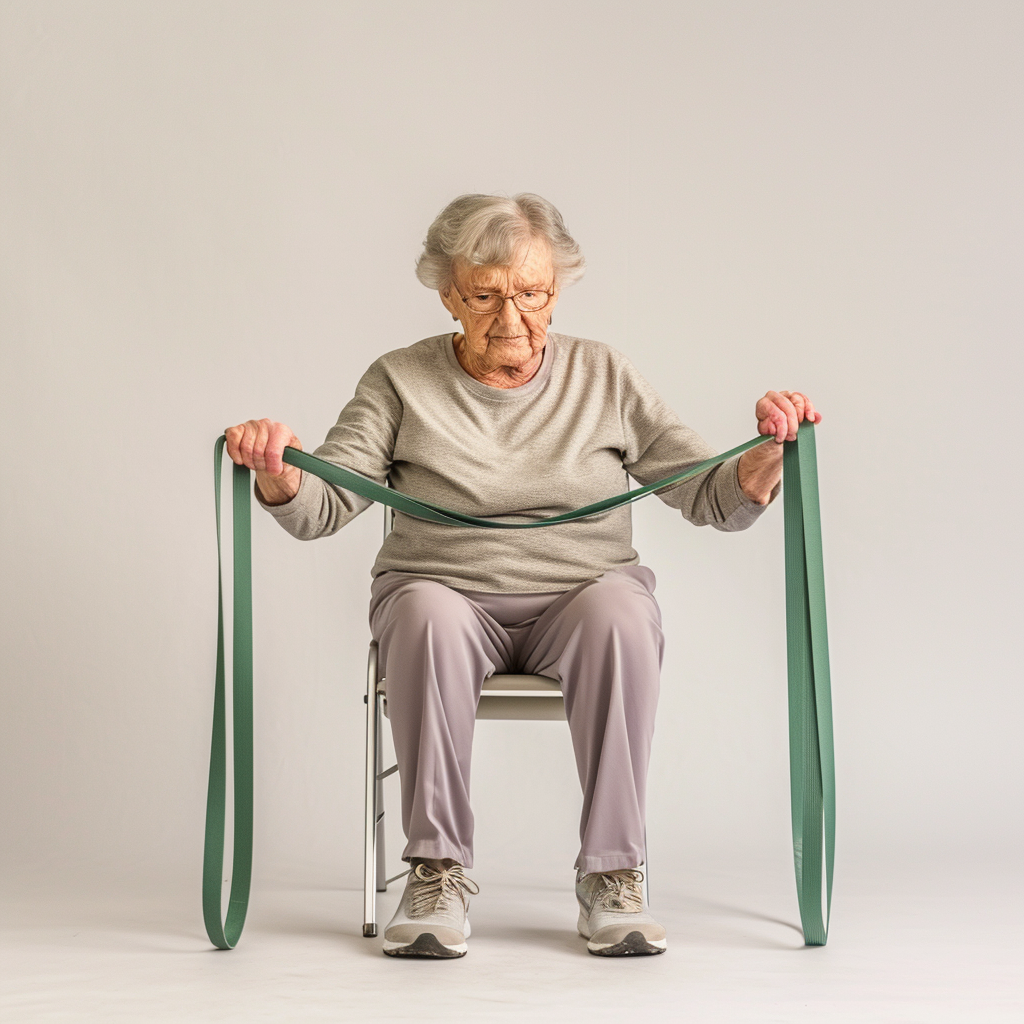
440, 235, 560, 371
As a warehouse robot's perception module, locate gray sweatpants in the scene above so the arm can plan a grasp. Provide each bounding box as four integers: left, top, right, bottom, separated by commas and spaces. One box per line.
368, 565, 664, 874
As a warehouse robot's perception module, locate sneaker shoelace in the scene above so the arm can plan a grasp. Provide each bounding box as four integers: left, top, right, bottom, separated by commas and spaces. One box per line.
407, 863, 480, 918
591, 869, 645, 913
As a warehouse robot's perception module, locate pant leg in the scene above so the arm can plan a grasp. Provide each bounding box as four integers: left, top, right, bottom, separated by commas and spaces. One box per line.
368, 571, 515, 868
517, 565, 664, 874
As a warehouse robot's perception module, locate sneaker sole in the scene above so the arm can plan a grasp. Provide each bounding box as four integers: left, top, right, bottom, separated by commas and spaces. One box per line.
587, 930, 667, 957
382, 932, 467, 959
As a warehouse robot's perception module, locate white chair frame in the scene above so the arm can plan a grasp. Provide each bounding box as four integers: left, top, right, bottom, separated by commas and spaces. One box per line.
361, 504, 647, 937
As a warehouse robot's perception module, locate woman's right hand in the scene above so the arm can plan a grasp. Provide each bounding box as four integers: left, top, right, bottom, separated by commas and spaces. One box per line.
224, 418, 303, 505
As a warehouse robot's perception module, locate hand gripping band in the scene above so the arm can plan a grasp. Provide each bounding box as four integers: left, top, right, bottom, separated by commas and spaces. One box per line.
203, 421, 835, 948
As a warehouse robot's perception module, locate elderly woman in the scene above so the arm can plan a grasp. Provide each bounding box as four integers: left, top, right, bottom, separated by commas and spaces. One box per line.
225, 193, 821, 960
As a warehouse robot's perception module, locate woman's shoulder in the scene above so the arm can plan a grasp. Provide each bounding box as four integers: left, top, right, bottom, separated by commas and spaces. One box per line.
358, 333, 453, 383
549, 332, 635, 375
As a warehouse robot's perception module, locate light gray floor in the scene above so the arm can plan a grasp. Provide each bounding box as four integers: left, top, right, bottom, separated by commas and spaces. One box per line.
2, 859, 1020, 1023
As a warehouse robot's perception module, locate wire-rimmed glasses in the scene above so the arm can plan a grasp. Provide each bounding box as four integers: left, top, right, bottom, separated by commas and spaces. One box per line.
456, 288, 553, 315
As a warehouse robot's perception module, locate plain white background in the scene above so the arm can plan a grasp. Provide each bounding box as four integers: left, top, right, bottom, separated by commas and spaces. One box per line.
2, 2, 1021, 1020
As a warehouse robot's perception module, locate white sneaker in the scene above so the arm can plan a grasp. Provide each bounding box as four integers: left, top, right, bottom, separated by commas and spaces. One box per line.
383, 861, 479, 959
576, 868, 667, 956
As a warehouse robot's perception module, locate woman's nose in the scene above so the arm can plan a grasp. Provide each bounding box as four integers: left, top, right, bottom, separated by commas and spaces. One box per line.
495, 297, 522, 327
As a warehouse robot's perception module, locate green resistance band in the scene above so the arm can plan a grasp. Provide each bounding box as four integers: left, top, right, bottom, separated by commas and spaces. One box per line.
203, 421, 834, 949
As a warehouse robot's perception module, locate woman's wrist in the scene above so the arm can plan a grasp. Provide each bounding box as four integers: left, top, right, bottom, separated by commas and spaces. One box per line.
737, 443, 783, 505
255, 468, 302, 506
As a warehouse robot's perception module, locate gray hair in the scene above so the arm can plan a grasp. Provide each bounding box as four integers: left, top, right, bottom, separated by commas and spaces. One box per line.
415, 192, 586, 293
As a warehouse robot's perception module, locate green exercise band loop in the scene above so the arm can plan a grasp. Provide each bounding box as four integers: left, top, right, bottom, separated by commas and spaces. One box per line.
202, 421, 834, 949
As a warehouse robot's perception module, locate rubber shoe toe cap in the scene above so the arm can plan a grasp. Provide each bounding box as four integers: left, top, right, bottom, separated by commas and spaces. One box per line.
587, 926, 667, 957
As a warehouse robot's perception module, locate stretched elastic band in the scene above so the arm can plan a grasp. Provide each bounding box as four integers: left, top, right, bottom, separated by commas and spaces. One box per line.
202, 421, 834, 948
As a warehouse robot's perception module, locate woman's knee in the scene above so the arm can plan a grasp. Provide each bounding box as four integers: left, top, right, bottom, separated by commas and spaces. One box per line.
379, 579, 477, 636
572, 573, 664, 646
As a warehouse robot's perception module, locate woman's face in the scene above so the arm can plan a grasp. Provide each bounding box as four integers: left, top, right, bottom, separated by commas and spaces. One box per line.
440, 235, 560, 372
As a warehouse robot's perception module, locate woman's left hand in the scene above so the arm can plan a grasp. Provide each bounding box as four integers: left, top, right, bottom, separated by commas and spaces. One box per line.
756, 390, 822, 444
738, 391, 823, 503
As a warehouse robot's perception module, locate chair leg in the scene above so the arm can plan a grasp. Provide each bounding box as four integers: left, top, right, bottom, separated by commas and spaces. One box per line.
375, 696, 387, 892
363, 642, 379, 937
643, 826, 651, 907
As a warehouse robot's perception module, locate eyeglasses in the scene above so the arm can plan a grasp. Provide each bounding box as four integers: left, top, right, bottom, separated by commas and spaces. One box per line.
455, 288, 553, 315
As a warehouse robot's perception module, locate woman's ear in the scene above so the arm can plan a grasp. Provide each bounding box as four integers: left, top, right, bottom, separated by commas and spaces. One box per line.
547, 286, 560, 326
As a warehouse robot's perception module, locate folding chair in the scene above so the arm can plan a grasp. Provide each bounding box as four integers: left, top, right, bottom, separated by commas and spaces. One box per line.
361, 505, 646, 937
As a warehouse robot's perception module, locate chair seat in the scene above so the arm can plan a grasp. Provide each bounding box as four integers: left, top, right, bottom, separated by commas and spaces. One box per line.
377, 673, 565, 721
480, 673, 562, 696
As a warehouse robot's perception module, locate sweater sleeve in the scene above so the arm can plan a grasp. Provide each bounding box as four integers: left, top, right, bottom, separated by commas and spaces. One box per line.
254, 357, 402, 540
616, 352, 780, 531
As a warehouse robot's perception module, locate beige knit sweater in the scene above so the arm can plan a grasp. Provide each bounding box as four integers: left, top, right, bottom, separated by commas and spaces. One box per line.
256, 331, 780, 592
